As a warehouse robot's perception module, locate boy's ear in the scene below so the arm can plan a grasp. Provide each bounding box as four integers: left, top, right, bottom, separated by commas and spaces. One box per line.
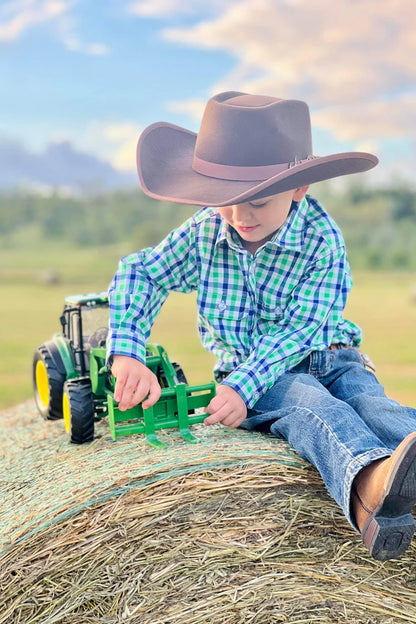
293, 185, 309, 201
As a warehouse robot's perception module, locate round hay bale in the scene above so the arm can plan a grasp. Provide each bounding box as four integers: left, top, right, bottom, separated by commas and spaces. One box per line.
40, 269, 61, 286
2, 401, 416, 624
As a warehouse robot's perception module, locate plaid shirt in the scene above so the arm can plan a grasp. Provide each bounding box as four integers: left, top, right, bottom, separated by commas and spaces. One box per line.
108, 195, 362, 408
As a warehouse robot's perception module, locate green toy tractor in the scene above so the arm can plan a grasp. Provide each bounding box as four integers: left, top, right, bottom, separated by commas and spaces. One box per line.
32, 293, 216, 447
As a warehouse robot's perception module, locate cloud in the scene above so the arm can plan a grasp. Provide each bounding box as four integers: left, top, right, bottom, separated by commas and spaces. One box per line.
160, 0, 416, 143
102, 123, 142, 172
128, 0, 199, 17
313, 95, 416, 142
128, 0, 237, 18
0, 0, 109, 55
78, 121, 142, 173
166, 98, 205, 122
0, 0, 69, 42
60, 32, 109, 56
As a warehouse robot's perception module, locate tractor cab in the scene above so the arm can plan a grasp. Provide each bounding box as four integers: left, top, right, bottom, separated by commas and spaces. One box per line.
60, 293, 109, 375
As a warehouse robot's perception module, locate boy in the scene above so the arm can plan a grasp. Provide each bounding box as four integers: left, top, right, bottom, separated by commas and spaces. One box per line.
107, 92, 416, 561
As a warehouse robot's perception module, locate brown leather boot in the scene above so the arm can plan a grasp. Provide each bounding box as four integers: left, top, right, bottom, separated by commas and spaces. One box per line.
351, 431, 416, 561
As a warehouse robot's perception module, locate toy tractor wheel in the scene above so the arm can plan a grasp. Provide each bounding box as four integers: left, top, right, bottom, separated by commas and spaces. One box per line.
33, 345, 66, 420
171, 363, 195, 414
172, 362, 188, 384
157, 362, 188, 388
63, 378, 95, 444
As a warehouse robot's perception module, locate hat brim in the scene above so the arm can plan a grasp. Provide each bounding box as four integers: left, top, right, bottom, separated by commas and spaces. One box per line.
137, 122, 378, 207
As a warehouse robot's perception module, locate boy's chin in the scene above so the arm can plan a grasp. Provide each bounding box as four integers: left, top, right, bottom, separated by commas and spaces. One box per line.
242, 232, 276, 245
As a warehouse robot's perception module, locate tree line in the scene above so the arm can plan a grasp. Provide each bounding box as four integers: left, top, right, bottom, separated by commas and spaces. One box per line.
1, 183, 416, 270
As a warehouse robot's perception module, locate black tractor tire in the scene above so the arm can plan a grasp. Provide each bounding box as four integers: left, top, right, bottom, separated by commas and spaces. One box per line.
157, 361, 188, 387
63, 378, 95, 444
33, 344, 66, 420
156, 362, 195, 414
172, 363, 195, 414
172, 362, 188, 384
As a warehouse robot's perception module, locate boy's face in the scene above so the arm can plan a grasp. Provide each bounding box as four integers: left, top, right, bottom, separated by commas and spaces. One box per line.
218, 186, 309, 254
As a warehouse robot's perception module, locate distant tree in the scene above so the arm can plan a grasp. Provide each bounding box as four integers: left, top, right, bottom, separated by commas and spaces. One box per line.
386, 188, 416, 221
346, 182, 372, 205
1, 183, 415, 271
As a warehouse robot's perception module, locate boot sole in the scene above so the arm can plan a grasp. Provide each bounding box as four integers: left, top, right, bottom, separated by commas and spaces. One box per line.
363, 514, 415, 561
362, 433, 416, 561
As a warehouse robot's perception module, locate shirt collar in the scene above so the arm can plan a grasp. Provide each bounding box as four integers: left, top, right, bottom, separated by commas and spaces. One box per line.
195, 207, 241, 252
215, 216, 244, 252
269, 196, 307, 251
214, 196, 308, 253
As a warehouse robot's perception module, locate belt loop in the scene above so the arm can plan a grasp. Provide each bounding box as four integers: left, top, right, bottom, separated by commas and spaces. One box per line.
308, 350, 318, 374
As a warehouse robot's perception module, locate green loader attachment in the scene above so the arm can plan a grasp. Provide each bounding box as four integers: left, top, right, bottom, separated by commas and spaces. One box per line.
91, 343, 216, 448
33, 292, 216, 447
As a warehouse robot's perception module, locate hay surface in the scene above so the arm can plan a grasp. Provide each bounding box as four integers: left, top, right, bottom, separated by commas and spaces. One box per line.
2, 401, 416, 624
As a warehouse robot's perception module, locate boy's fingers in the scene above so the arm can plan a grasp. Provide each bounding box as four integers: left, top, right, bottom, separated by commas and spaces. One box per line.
205, 395, 226, 415
221, 413, 245, 428
112, 363, 132, 403
116, 376, 142, 409
142, 382, 162, 409
114, 377, 127, 403
204, 413, 219, 426
128, 379, 149, 405
204, 405, 233, 426
205, 409, 246, 428
119, 378, 161, 411
112, 357, 160, 410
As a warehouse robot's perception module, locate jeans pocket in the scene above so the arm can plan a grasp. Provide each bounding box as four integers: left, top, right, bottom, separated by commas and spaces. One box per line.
332, 346, 376, 373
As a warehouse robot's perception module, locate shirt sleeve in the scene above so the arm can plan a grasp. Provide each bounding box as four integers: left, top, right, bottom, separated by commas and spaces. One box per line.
221, 245, 353, 408
107, 217, 198, 363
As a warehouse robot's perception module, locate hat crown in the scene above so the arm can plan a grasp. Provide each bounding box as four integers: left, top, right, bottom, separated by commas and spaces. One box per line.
194, 91, 313, 168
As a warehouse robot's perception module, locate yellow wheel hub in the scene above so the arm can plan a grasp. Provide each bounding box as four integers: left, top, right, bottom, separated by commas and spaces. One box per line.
35, 360, 50, 407
62, 391, 71, 434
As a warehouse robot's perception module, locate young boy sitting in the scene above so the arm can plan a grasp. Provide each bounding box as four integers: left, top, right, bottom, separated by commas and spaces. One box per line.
107, 91, 416, 561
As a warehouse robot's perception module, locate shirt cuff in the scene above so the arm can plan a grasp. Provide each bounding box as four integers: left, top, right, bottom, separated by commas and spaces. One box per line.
106, 331, 147, 367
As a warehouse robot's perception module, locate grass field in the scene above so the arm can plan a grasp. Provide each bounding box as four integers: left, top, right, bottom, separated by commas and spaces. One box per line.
1, 238, 415, 410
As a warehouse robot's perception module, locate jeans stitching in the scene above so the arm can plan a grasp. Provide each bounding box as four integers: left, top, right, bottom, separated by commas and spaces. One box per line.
300, 406, 356, 462
296, 407, 393, 527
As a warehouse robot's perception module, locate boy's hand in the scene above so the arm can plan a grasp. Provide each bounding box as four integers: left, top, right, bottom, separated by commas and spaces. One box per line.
204, 385, 247, 428
111, 355, 161, 412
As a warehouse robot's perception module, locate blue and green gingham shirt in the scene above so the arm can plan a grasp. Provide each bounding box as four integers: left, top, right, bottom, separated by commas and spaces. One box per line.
107, 195, 362, 408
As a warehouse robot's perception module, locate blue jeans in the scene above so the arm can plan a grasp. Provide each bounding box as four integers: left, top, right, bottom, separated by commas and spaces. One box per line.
239, 348, 416, 529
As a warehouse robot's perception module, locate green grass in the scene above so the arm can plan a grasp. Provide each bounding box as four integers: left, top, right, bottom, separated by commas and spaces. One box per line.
344, 271, 416, 406
1, 240, 415, 410
0, 240, 215, 409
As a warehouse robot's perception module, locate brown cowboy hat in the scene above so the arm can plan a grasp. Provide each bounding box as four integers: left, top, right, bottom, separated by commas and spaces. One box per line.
137, 91, 378, 207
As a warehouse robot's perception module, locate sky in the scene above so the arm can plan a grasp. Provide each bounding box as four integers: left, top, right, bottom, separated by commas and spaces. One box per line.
1, 0, 416, 192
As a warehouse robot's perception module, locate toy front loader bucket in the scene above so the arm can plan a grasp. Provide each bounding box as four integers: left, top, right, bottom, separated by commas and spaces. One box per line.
106, 381, 216, 448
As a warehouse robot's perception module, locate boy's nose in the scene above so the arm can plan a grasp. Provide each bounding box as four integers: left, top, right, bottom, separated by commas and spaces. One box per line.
231, 203, 250, 222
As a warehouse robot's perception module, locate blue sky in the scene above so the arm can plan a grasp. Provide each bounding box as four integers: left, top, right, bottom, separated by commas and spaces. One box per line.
1, 0, 416, 189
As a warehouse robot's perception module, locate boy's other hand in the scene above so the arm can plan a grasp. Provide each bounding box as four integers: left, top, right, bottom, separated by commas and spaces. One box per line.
204, 385, 247, 428
111, 355, 161, 412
